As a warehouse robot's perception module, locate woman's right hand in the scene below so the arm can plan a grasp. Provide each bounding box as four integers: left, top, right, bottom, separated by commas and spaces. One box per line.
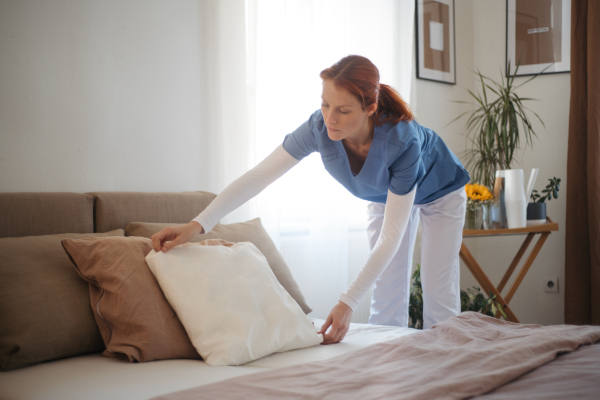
150, 221, 204, 253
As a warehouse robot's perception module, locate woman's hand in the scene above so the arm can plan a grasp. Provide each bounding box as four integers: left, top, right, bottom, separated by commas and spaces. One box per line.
318, 301, 353, 345
150, 221, 204, 253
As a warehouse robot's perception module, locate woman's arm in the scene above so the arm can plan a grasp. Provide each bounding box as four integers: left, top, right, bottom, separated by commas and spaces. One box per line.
151, 144, 299, 252
340, 187, 416, 309
319, 187, 416, 343
192, 144, 299, 233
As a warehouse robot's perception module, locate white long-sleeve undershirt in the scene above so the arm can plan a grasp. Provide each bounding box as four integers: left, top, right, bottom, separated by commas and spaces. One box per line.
339, 187, 416, 310
192, 144, 416, 311
192, 145, 300, 233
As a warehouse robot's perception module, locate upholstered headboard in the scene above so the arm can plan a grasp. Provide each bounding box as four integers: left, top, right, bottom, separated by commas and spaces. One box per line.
0, 191, 216, 237
87, 191, 216, 232
0, 192, 95, 238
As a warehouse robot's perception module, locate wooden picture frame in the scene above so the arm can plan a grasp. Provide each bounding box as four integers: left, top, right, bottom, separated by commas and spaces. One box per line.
506, 0, 571, 77
415, 0, 456, 85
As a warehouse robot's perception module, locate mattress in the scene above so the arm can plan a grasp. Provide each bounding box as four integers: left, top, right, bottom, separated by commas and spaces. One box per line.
0, 319, 417, 400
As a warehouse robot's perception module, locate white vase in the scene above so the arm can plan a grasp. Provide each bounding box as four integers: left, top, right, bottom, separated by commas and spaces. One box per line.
496, 169, 527, 229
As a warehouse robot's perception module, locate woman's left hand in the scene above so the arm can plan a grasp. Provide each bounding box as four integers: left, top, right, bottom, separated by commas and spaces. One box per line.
318, 301, 353, 345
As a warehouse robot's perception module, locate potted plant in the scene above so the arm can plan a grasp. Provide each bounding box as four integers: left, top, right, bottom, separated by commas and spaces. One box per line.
449, 62, 547, 190
528, 177, 561, 226
408, 265, 424, 329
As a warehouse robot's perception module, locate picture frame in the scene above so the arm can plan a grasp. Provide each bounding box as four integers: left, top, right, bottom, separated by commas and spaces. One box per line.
506, 0, 571, 77
415, 0, 456, 85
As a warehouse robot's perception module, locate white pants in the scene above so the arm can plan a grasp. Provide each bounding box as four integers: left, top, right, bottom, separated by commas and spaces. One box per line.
366, 187, 467, 329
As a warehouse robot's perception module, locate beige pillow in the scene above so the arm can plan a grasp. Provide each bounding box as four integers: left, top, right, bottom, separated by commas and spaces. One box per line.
0, 229, 123, 371
125, 218, 312, 314
62, 236, 200, 363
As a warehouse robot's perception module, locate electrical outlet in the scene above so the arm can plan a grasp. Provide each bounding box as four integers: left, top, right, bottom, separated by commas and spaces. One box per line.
544, 276, 559, 293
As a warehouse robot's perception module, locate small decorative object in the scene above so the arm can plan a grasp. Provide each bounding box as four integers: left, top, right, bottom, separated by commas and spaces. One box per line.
416, 0, 456, 84
465, 206, 484, 230
506, 0, 571, 77
409, 264, 506, 329
464, 184, 493, 230
449, 64, 545, 190
491, 175, 507, 228
482, 200, 499, 230
528, 177, 561, 226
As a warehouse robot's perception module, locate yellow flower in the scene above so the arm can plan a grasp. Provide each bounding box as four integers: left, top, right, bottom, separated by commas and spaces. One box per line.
465, 183, 493, 201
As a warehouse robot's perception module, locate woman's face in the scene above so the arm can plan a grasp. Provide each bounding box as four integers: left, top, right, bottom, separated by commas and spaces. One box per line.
320, 79, 376, 143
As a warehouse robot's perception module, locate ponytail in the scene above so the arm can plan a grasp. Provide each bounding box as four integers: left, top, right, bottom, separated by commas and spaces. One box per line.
375, 84, 414, 125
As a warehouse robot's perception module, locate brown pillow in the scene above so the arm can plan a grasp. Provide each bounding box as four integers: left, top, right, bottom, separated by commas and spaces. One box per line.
125, 218, 312, 314
62, 236, 200, 363
0, 229, 124, 371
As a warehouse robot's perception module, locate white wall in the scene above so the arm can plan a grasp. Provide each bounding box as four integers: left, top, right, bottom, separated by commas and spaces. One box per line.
0, 0, 209, 193
413, 0, 568, 325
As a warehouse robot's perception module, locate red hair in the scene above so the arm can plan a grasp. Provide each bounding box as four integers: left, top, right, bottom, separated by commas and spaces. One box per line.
319, 55, 414, 125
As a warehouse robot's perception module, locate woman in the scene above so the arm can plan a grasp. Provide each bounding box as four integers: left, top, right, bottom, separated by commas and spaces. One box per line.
151, 55, 470, 345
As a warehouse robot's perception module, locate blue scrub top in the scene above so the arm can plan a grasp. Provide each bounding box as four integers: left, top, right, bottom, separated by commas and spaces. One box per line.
282, 110, 470, 205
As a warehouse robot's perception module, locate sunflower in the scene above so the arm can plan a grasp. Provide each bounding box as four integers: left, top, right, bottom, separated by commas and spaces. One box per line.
465, 183, 493, 201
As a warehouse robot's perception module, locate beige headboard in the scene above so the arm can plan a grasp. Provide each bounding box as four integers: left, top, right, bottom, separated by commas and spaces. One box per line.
0, 192, 94, 238
0, 191, 217, 237
86, 191, 216, 232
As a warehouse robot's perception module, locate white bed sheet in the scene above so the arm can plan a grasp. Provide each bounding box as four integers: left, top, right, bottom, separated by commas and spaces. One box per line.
244, 319, 417, 369
0, 319, 417, 400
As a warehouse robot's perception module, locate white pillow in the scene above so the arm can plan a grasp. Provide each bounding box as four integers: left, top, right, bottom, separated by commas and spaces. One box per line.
145, 239, 323, 366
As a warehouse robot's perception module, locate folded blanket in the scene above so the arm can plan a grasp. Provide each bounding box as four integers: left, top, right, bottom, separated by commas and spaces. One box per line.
152, 312, 600, 400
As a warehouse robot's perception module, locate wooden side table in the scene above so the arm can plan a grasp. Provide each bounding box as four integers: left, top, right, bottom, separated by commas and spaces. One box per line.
460, 218, 559, 323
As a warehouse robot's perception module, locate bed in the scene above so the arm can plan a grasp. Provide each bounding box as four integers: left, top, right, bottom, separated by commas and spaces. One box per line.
1, 191, 599, 400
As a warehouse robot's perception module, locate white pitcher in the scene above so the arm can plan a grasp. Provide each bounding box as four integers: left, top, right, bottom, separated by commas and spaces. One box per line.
495, 169, 539, 229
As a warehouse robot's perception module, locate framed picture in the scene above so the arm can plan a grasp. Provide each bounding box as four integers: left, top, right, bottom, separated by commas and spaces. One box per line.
415, 0, 456, 85
506, 0, 571, 77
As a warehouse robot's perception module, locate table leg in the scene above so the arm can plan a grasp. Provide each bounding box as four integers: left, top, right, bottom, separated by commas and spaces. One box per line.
493, 232, 550, 319
497, 233, 535, 293
504, 233, 550, 304
459, 242, 519, 323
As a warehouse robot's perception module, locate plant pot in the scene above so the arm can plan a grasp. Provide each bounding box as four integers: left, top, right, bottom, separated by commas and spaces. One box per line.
464, 206, 484, 230
527, 202, 546, 226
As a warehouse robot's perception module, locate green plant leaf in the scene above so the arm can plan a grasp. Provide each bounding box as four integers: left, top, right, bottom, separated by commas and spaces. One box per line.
448, 64, 545, 189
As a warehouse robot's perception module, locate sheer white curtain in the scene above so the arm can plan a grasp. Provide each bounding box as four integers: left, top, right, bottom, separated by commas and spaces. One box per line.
198, 0, 255, 224
202, 0, 415, 322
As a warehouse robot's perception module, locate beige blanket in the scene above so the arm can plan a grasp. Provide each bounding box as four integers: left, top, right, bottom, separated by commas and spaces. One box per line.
472, 342, 600, 399
152, 312, 600, 400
